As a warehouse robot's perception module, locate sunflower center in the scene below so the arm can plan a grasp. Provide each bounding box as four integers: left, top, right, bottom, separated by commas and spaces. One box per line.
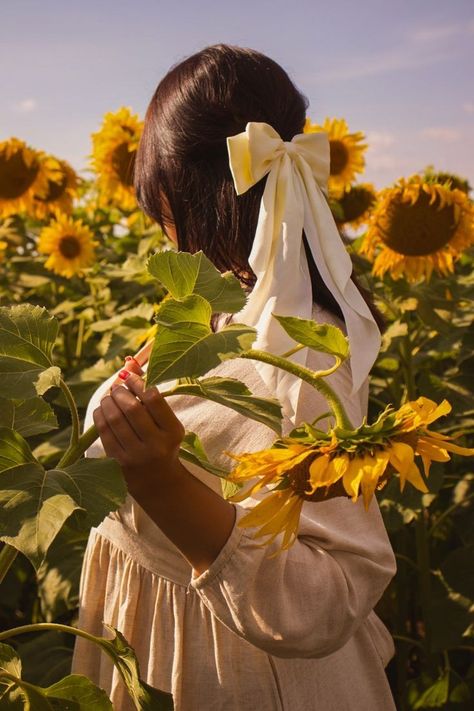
111, 143, 136, 187
41, 173, 68, 202
340, 186, 375, 223
59, 235, 81, 259
329, 140, 349, 176
0, 151, 39, 199
382, 191, 457, 256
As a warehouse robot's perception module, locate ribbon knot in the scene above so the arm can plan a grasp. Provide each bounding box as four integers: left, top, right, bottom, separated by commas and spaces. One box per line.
226, 121, 381, 424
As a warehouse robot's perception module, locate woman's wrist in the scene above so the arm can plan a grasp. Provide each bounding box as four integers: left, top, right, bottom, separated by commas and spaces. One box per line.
124, 459, 237, 575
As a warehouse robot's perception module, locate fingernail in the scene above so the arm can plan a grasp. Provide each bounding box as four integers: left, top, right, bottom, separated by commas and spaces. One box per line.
124, 355, 134, 362
118, 370, 130, 380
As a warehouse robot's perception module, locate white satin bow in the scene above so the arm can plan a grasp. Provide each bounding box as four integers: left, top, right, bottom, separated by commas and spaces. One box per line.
227, 122, 381, 424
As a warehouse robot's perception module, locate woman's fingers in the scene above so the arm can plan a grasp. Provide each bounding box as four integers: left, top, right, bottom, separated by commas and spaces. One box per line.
92, 405, 128, 458
99, 392, 145, 447
121, 372, 185, 441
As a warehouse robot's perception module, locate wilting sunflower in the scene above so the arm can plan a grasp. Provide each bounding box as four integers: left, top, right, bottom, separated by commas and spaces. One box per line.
304, 117, 367, 197
226, 397, 473, 552
90, 107, 143, 211
32, 158, 79, 220
335, 183, 377, 228
0, 138, 62, 219
37, 213, 99, 278
359, 175, 474, 282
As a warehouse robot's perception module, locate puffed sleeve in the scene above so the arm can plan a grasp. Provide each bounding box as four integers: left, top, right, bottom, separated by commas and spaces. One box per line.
188, 341, 396, 659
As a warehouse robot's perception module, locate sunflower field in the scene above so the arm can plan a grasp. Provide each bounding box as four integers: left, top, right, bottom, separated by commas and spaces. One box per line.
0, 109, 473, 710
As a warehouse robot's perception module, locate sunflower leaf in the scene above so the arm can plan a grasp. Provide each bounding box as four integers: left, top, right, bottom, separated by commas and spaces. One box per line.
166, 377, 282, 434
273, 315, 350, 360
0, 429, 126, 569
0, 396, 58, 437
0, 304, 59, 399
147, 250, 247, 313
146, 295, 256, 385
179, 432, 229, 479
0, 643, 113, 710
95, 625, 174, 710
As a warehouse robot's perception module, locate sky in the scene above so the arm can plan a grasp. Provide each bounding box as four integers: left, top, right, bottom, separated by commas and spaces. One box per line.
1, 0, 473, 189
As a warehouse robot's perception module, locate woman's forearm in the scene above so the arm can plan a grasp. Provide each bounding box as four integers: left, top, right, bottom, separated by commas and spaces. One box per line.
124, 461, 236, 576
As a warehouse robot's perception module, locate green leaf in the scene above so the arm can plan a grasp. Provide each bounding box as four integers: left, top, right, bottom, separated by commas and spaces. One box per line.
34, 366, 62, 397
413, 671, 449, 709
0, 304, 59, 399
147, 250, 247, 313
0, 396, 58, 437
37, 524, 89, 621
167, 377, 282, 434
0, 643, 113, 710
179, 432, 229, 479
44, 675, 113, 709
0, 643, 23, 709
273, 315, 349, 360
147, 295, 255, 385
95, 625, 174, 710
0, 430, 127, 569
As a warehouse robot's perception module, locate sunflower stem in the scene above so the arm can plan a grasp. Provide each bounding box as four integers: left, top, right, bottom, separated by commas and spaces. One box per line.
0, 544, 18, 586
415, 506, 436, 673
240, 349, 353, 429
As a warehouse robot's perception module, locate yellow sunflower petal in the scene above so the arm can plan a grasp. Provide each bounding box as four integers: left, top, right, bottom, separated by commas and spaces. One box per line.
360, 450, 391, 511
342, 455, 366, 500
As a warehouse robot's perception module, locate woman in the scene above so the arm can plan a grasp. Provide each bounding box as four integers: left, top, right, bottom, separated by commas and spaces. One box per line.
72, 44, 397, 710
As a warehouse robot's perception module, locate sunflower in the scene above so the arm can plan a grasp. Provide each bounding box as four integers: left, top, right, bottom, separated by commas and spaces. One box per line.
0, 138, 62, 219
304, 117, 367, 197
0, 239, 7, 261
32, 157, 79, 220
359, 175, 474, 282
226, 396, 473, 553
90, 107, 143, 212
336, 183, 377, 228
37, 213, 99, 278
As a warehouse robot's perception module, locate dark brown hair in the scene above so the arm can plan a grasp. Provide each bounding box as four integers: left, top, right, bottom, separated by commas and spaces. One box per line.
134, 43, 384, 331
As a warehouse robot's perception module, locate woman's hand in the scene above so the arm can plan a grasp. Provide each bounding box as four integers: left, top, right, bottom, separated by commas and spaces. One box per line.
92, 370, 185, 497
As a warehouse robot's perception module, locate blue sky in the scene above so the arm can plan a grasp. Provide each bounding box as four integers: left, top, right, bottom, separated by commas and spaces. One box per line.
2, 0, 473, 188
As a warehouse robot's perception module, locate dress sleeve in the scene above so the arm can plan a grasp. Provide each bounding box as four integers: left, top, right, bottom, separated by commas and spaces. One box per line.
188, 346, 396, 659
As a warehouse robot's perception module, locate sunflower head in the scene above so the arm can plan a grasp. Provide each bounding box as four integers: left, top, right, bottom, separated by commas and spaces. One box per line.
304, 117, 367, 197
423, 167, 471, 196
90, 107, 143, 212
336, 183, 377, 228
37, 212, 99, 278
32, 158, 79, 219
0, 138, 61, 219
225, 396, 473, 553
359, 174, 474, 282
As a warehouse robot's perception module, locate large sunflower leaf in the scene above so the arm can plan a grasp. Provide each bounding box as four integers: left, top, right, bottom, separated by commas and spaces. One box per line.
0, 396, 58, 437
146, 295, 255, 386
166, 377, 282, 434
0, 429, 126, 569
147, 250, 247, 313
0, 643, 113, 710
273, 315, 349, 360
0, 304, 59, 399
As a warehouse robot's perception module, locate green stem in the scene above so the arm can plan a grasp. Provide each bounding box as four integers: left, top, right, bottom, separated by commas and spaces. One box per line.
415, 506, 435, 672
75, 317, 85, 360
57, 421, 99, 468
393, 634, 424, 650
57, 378, 80, 460
0, 622, 99, 647
240, 349, 353, 429
280, 343, 306, 358
0, 544, 18, 585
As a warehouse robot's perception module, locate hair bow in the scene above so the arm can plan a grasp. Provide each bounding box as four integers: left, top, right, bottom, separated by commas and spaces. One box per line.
226, 122, 381, 424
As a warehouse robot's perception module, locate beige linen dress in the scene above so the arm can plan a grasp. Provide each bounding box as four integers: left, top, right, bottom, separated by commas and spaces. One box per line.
71, 304, 397, 710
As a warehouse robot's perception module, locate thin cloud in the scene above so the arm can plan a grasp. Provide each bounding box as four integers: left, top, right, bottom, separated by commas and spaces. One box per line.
420, 127, 461, 143
306, 19, 473, 84
13, 98, 38, 113
463, 102, 474, 114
